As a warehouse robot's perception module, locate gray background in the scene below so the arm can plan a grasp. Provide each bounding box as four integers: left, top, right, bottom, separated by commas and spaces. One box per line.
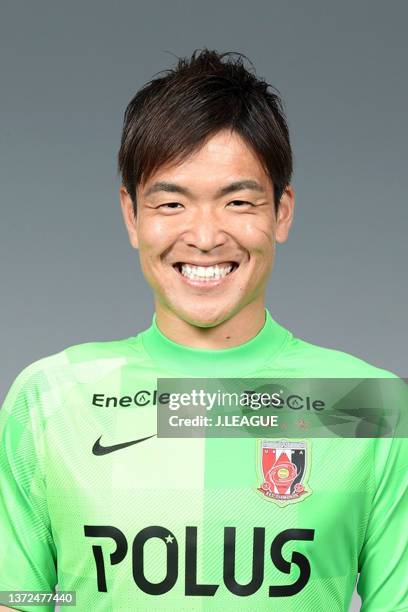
1, 1, 407, 609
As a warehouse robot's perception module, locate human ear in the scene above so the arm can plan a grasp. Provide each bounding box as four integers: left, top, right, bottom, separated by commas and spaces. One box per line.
275, 185, 295, 244
119, 186, 139, 249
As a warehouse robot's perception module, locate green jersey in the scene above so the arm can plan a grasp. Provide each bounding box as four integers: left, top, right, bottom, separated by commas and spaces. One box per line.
0, 309, 407, 611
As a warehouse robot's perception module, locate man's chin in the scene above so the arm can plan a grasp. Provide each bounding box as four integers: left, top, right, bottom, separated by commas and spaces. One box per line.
174, 303, 235, 329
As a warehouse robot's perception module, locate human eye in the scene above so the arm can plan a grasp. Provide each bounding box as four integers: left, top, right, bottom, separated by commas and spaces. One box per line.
227, 200, 255, 208
158, 202, 184, 211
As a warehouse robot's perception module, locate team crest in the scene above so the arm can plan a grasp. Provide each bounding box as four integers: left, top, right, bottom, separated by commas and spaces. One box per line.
256, 439, 312, 506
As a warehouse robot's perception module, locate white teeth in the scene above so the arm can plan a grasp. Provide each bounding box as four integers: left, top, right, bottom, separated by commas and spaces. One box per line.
179, 263, 234, 281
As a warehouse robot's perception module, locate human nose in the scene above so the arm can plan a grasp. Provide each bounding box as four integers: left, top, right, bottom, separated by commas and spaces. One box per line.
182, 205, 228, 251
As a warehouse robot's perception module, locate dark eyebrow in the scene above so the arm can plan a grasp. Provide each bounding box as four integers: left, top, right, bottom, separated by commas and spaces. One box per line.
144, 181, 193, 198
143, 180, 266, 198
216, 180, 266, 197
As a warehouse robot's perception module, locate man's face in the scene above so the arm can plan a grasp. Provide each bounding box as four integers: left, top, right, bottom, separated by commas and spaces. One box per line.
120, 129, 294, 327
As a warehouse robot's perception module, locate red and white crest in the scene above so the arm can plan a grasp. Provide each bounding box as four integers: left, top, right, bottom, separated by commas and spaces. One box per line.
256, 439, 312, 506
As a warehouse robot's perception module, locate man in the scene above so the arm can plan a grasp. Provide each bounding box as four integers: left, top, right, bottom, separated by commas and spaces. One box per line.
0, 49, 406, 611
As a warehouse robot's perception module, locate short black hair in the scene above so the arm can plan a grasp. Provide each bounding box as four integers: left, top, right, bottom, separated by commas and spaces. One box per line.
118, 48, 293, 215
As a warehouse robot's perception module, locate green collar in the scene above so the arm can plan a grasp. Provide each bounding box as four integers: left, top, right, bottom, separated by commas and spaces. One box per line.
139, 308, 290, 376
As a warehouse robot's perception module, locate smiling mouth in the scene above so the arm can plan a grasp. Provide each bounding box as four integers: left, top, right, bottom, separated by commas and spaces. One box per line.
173, 261, 239, 282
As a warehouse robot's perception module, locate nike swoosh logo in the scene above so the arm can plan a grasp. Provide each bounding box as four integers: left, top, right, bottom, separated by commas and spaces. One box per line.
92, 434, 156, 456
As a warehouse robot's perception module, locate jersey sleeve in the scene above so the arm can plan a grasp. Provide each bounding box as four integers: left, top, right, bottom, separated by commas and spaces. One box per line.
357, 435, 408, 611
0, 363, 58, 612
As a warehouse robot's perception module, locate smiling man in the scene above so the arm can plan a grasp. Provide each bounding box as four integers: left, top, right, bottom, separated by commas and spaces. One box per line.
119, 128, 293, 345
0, 49, 406, 612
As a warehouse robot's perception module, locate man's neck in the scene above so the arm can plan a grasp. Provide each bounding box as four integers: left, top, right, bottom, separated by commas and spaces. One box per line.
154, 300, 266, 350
